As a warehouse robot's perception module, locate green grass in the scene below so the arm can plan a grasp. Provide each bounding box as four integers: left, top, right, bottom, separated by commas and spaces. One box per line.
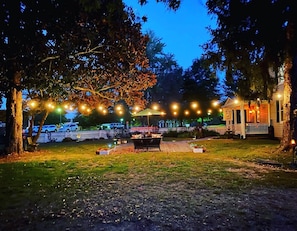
0, 138, 297, 229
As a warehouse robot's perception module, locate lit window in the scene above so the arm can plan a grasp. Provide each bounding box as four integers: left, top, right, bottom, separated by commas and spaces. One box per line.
276, 100, 283, 122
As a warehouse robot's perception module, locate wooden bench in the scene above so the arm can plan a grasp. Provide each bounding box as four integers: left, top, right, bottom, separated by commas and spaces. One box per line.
131, 138, 161, 151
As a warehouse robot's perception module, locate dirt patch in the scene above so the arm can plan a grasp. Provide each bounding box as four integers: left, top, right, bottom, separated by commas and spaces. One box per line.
1, 183, 297, 231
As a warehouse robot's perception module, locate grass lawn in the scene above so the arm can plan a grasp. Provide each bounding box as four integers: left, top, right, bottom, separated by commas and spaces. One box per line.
1, 138, 297, 230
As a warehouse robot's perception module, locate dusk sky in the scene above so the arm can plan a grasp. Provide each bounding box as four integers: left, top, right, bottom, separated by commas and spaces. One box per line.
123, 0, 216, 69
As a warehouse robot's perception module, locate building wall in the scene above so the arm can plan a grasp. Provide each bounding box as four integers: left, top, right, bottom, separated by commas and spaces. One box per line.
269, 83, 284, 139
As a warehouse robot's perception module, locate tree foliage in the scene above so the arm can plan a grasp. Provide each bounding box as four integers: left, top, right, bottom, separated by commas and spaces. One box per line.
0, 0, 156, 153
20, 0, 156, 108
145, 31, 183, 110
138, 0, 181, 10
182, 58, 220, 118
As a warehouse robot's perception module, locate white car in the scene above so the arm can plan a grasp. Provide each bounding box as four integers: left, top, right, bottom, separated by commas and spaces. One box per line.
58, 123, 79, 132
24, 125, 39, 133
99, 122, 124, 130
41, 124, 58, 133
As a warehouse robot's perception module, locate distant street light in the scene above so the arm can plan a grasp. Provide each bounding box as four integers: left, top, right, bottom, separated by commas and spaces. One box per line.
57, 108, 62, 124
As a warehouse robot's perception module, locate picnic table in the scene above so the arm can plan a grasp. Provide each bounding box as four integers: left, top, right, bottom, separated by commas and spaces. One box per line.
131, 137, 162, 151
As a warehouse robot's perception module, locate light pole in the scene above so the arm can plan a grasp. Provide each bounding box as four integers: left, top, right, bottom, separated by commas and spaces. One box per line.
57, 108, 62, 124
207, 109, 212, 122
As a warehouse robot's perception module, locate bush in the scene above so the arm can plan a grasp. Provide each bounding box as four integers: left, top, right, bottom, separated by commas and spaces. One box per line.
177, 131, 193, 138
162, 128, 220, 139
203, 129, 220, 137
62, 137, 75, 142
162, 130, 179, 138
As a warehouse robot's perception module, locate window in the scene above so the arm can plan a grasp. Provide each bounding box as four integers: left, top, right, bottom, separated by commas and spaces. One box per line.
236, 110, 241, 123
276, 100, 283, 123
236, 110, 246, 123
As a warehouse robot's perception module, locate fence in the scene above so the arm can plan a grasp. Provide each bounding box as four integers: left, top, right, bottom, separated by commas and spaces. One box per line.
36, 130, 110, 143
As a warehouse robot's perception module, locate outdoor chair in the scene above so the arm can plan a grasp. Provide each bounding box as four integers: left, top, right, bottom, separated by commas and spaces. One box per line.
132, 137, 161, 151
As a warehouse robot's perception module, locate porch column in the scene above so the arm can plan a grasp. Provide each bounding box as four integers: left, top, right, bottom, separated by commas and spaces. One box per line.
268, 101, 271, 126
240, 101, 246, 139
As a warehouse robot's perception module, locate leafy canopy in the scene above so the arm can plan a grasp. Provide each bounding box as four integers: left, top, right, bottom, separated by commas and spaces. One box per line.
0, 0, 156, 110
205, 0, 297, 99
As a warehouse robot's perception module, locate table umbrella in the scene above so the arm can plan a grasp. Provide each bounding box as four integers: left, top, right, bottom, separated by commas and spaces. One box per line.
132, 108, 165, 127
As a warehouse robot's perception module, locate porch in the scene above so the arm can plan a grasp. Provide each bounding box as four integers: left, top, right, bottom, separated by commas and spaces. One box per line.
230, 123, 269, 135
222, 98, 272, 138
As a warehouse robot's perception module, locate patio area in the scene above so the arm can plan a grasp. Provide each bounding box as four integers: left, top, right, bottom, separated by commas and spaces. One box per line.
111, 139, 199, 154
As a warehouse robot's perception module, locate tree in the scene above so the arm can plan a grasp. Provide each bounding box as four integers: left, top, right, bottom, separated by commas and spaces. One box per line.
138, 0, 180, 10
181, 58, 221, 119
205, 0, 297, 149
145, 31, 183, 107
0, 0, 156, 154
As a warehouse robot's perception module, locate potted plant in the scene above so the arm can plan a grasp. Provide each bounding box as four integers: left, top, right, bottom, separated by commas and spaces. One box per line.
96, 147, 111, 155
190, 144, 206, 153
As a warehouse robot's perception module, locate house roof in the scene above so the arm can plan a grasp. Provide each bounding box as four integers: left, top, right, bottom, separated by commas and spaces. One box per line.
221, 97, 270, 109
221, 97, 234, 108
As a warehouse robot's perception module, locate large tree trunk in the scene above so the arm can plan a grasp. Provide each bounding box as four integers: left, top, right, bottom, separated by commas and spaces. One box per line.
5, 71, 23, 155
279, 21, 296, 150
280, 57, 293, 150
279, 55, 297, 151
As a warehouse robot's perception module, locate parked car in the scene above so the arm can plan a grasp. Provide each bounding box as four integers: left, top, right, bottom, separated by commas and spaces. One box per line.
58, 123, 79, 132
32, 126, 39, 133
98, 122, 124, 130
24, 125, 39, 133
25, 125, 57, 133
41, 124, 58, 133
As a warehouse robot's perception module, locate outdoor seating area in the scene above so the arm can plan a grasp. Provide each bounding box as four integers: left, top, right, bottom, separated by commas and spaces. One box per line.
131, 133, 162, 151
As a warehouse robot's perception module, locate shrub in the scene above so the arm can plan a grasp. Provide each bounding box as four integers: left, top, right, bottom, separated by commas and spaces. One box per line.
162, 130, 179, 137
162, 129, 220, 139
62, 137, 75, 142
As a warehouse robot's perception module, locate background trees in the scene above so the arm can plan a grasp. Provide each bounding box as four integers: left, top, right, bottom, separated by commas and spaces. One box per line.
182, 58, 220, 119
143, 31, 221, 124
145, 31, 183, 109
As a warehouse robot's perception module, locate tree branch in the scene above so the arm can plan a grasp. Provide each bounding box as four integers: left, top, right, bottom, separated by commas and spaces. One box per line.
73, 86, 117, 99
